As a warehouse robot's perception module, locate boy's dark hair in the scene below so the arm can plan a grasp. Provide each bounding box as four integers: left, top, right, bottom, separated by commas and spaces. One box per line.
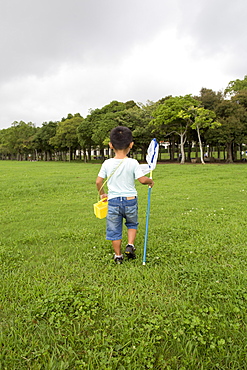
110, 126, 133, 150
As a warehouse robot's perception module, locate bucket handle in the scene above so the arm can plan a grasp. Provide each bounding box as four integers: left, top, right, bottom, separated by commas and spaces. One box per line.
97, 158, 126, 201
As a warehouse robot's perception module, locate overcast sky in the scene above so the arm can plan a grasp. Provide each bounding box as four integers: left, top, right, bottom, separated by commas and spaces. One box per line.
0, 0, 246, 129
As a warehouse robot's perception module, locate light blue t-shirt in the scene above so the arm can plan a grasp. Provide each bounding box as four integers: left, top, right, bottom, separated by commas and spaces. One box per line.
98, 157, 144, 200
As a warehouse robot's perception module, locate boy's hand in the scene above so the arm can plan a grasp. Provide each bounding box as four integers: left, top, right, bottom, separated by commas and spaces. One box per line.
138, 176, 155, 187
100, 193, 108, 200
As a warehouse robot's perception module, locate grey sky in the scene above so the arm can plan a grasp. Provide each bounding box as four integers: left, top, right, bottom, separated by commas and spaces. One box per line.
0, 0, 246, 129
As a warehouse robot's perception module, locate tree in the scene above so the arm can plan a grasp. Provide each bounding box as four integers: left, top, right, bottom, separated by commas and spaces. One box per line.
89, 100, 138, 158
232, 89, 247, 109
0, 128, 12, 159
1, 121, 37, 160
186, 107, 220, 164
49, 115, 82, 161
152, 95, 199, 163
152, 95, 220, 163
196, 88, 223, 111
77, 116, 94, 162
215, 99, 247, 162
225, 75, 247, 96
33, 121, 58, 160
128, 101, 159, 160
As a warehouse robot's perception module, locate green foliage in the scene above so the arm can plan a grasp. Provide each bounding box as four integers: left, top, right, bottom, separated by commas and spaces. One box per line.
214, 99, 247, 161
128, 101, 158, 158
0, 161, 247, 369
77, 115, 95, 160
225, 75, 247, 95
33, 285, 100, 327
152, 96, 199, 163
152, 95, 222, 163
152, 95, 198, 142
34, 121, 58, 154
49, 115, 82, 151
0, 121, 36, 159
196, 88, 223, 111
90, 100, 137, 149
1, 79, 247, 163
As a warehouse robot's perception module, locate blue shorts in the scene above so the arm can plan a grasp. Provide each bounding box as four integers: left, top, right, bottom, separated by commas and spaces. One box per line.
106, 197, 138, 241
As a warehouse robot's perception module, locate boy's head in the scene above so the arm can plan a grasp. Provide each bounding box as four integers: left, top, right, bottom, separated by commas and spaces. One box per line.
110, 126, 133, 150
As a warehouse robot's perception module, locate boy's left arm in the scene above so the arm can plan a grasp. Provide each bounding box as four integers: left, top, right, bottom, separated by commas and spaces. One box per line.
96, 176, 108, 199
138, 176, 154, 188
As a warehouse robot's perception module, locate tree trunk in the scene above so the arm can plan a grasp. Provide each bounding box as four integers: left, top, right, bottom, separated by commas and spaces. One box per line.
226, 142, 234, 163
187, 141, 192, 161
240, 144, 243, 160
195, 143, 198, 159
83, 148, 87, 162
142, 145, 148, 161
217, 146, 221, 159
180, 133, 186, 164
197, 125, 205, 164
100, 148, 104, 160
169, 136, 175, 161
88, 146, 92, 161
233, 143, 238, 161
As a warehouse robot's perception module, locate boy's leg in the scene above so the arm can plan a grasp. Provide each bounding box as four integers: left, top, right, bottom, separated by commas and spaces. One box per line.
112, 240, 122, 256
124, 198, 138, 259
125, 228, 137, 259
106, 198, 123, 258
112, 240, 124, 264
127, 229, 137, 245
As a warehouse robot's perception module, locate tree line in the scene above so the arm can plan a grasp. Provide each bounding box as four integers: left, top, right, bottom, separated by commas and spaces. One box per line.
0, 76, 247, 163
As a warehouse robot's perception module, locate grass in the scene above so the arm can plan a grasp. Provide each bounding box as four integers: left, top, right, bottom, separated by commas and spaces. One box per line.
0, 161, 247, 369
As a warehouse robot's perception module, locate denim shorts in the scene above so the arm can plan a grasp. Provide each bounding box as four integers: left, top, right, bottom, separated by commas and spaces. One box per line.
106, 197, 138, 241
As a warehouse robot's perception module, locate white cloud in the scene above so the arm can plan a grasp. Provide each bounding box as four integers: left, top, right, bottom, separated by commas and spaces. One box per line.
0, 29, 237, 128
0, 0, 246, 129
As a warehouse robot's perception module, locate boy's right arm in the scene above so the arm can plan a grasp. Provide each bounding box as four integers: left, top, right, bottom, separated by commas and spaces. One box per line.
96, 176, 108, 199
138, 176, 154, 188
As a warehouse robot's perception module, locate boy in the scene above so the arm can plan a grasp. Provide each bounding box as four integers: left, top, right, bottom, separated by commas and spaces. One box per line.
96, 126, 154, 264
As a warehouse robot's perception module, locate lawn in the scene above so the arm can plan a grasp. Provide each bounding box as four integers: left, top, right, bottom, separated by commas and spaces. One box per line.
0, 161, 246, 369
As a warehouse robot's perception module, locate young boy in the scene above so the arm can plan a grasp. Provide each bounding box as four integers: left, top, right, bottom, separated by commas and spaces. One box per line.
96, 126, 154, 264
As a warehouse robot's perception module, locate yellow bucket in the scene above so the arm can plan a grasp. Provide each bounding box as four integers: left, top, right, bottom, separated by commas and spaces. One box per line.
94, 198, 108, 219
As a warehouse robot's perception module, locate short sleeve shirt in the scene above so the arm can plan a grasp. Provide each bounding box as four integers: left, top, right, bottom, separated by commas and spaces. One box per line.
98, 157, 144, 200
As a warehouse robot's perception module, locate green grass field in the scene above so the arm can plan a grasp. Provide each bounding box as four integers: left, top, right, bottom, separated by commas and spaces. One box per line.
0, 161, 247, 369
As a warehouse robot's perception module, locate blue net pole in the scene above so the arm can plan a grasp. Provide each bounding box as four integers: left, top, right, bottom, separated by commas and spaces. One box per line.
143, 186, 152, 265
